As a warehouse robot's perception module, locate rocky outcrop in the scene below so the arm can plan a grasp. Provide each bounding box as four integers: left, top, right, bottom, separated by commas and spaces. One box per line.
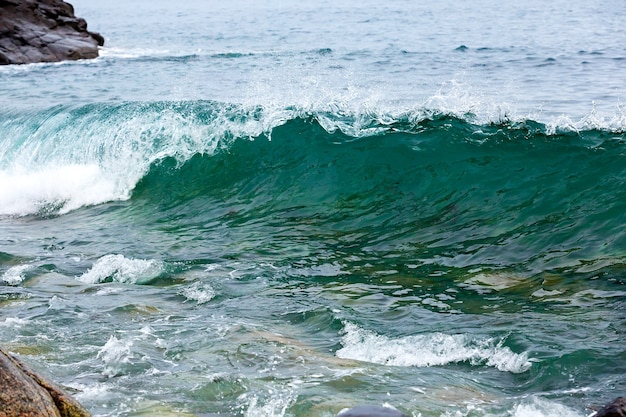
595, 397, 626, 417
0, 348, 91, 417
0, 0, 104, 65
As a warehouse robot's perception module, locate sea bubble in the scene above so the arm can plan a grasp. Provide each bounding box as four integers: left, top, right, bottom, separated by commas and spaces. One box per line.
78, 254, 165, 284
336, 322, 531, 373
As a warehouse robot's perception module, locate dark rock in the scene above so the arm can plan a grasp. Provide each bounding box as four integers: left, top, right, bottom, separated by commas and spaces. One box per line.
595, 397, 626, 417
0, 348, 91, 417
338, 405, 408, 417
0, 0, 103, 65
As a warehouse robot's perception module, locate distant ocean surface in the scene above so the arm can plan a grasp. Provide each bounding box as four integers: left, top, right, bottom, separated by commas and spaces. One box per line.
1, 1, 625, 416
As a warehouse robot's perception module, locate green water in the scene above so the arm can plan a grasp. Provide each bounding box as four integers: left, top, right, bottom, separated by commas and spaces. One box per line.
1, 103, 624, 416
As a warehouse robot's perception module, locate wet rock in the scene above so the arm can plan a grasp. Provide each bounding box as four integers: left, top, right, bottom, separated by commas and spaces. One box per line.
338, 405, 408, 417
0, 348, 91, 417
595, 397, 626, 417
0, 0, 104, 65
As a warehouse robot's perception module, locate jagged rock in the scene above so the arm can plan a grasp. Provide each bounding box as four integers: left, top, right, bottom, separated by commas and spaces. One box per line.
0, 0, 103, 65
338, 405, 408, 417
0, 348, 91, 417
595, 397, 626, 417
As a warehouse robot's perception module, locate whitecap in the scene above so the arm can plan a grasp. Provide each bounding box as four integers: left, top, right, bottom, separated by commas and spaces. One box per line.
0, 317, 30, 328
243, 385, 295, 417
78, 254, 164, 284
98, 46, 174, 59
0, 164, 119, 216
70, 381, 111, 403
180, 281, 216, 304
97, 335, 134, 378
336, 322, 531, 373
507, 396, 585, 417
47, 295, 67, 310
1, 264, 33, 285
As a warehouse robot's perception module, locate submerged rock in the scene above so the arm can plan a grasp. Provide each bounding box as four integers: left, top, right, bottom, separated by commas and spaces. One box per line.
0, 0, 104, 65
0, 348, 91, 417
338, 405, 408, 417
594, 397, 626, 417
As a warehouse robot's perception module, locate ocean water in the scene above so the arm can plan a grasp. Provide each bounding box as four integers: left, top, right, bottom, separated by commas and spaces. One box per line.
1, 1, 625, 416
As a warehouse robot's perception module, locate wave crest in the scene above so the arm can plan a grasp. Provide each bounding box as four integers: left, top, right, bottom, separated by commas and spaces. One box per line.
336, 322, 532, 373
1, 100, 625, 217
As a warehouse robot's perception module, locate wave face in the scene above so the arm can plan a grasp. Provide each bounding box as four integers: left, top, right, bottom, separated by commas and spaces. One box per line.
2, 101, 626, 271
0, 101, 232, 216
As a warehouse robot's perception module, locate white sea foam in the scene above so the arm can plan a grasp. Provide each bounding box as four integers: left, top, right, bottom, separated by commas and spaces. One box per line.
0, 165, 119, 216
0, 317, 30, 328
248, 72, 626, 137
71, 382, 111, 403
1, 264, 33, 285
97, 335, 134, 378
98, 46, 175, 59
336, 322, 531, 373
439, 396, 585, 417
243, 385, 296, 417
545, 103, 626, 135
78, 254, 164, 284
180, 281, 216, 304
0, 57, 98, 75
506, 396, 585, 417
47, 295, 67, 310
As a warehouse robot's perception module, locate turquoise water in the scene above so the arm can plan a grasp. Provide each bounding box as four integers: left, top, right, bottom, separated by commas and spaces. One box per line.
1, 1, 625, 416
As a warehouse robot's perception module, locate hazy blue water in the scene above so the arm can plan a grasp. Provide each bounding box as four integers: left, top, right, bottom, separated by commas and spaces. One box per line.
1, 1, 625, 417
2, 0, 625, 119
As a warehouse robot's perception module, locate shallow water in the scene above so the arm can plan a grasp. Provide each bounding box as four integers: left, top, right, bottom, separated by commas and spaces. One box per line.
1, 1, 625, 416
